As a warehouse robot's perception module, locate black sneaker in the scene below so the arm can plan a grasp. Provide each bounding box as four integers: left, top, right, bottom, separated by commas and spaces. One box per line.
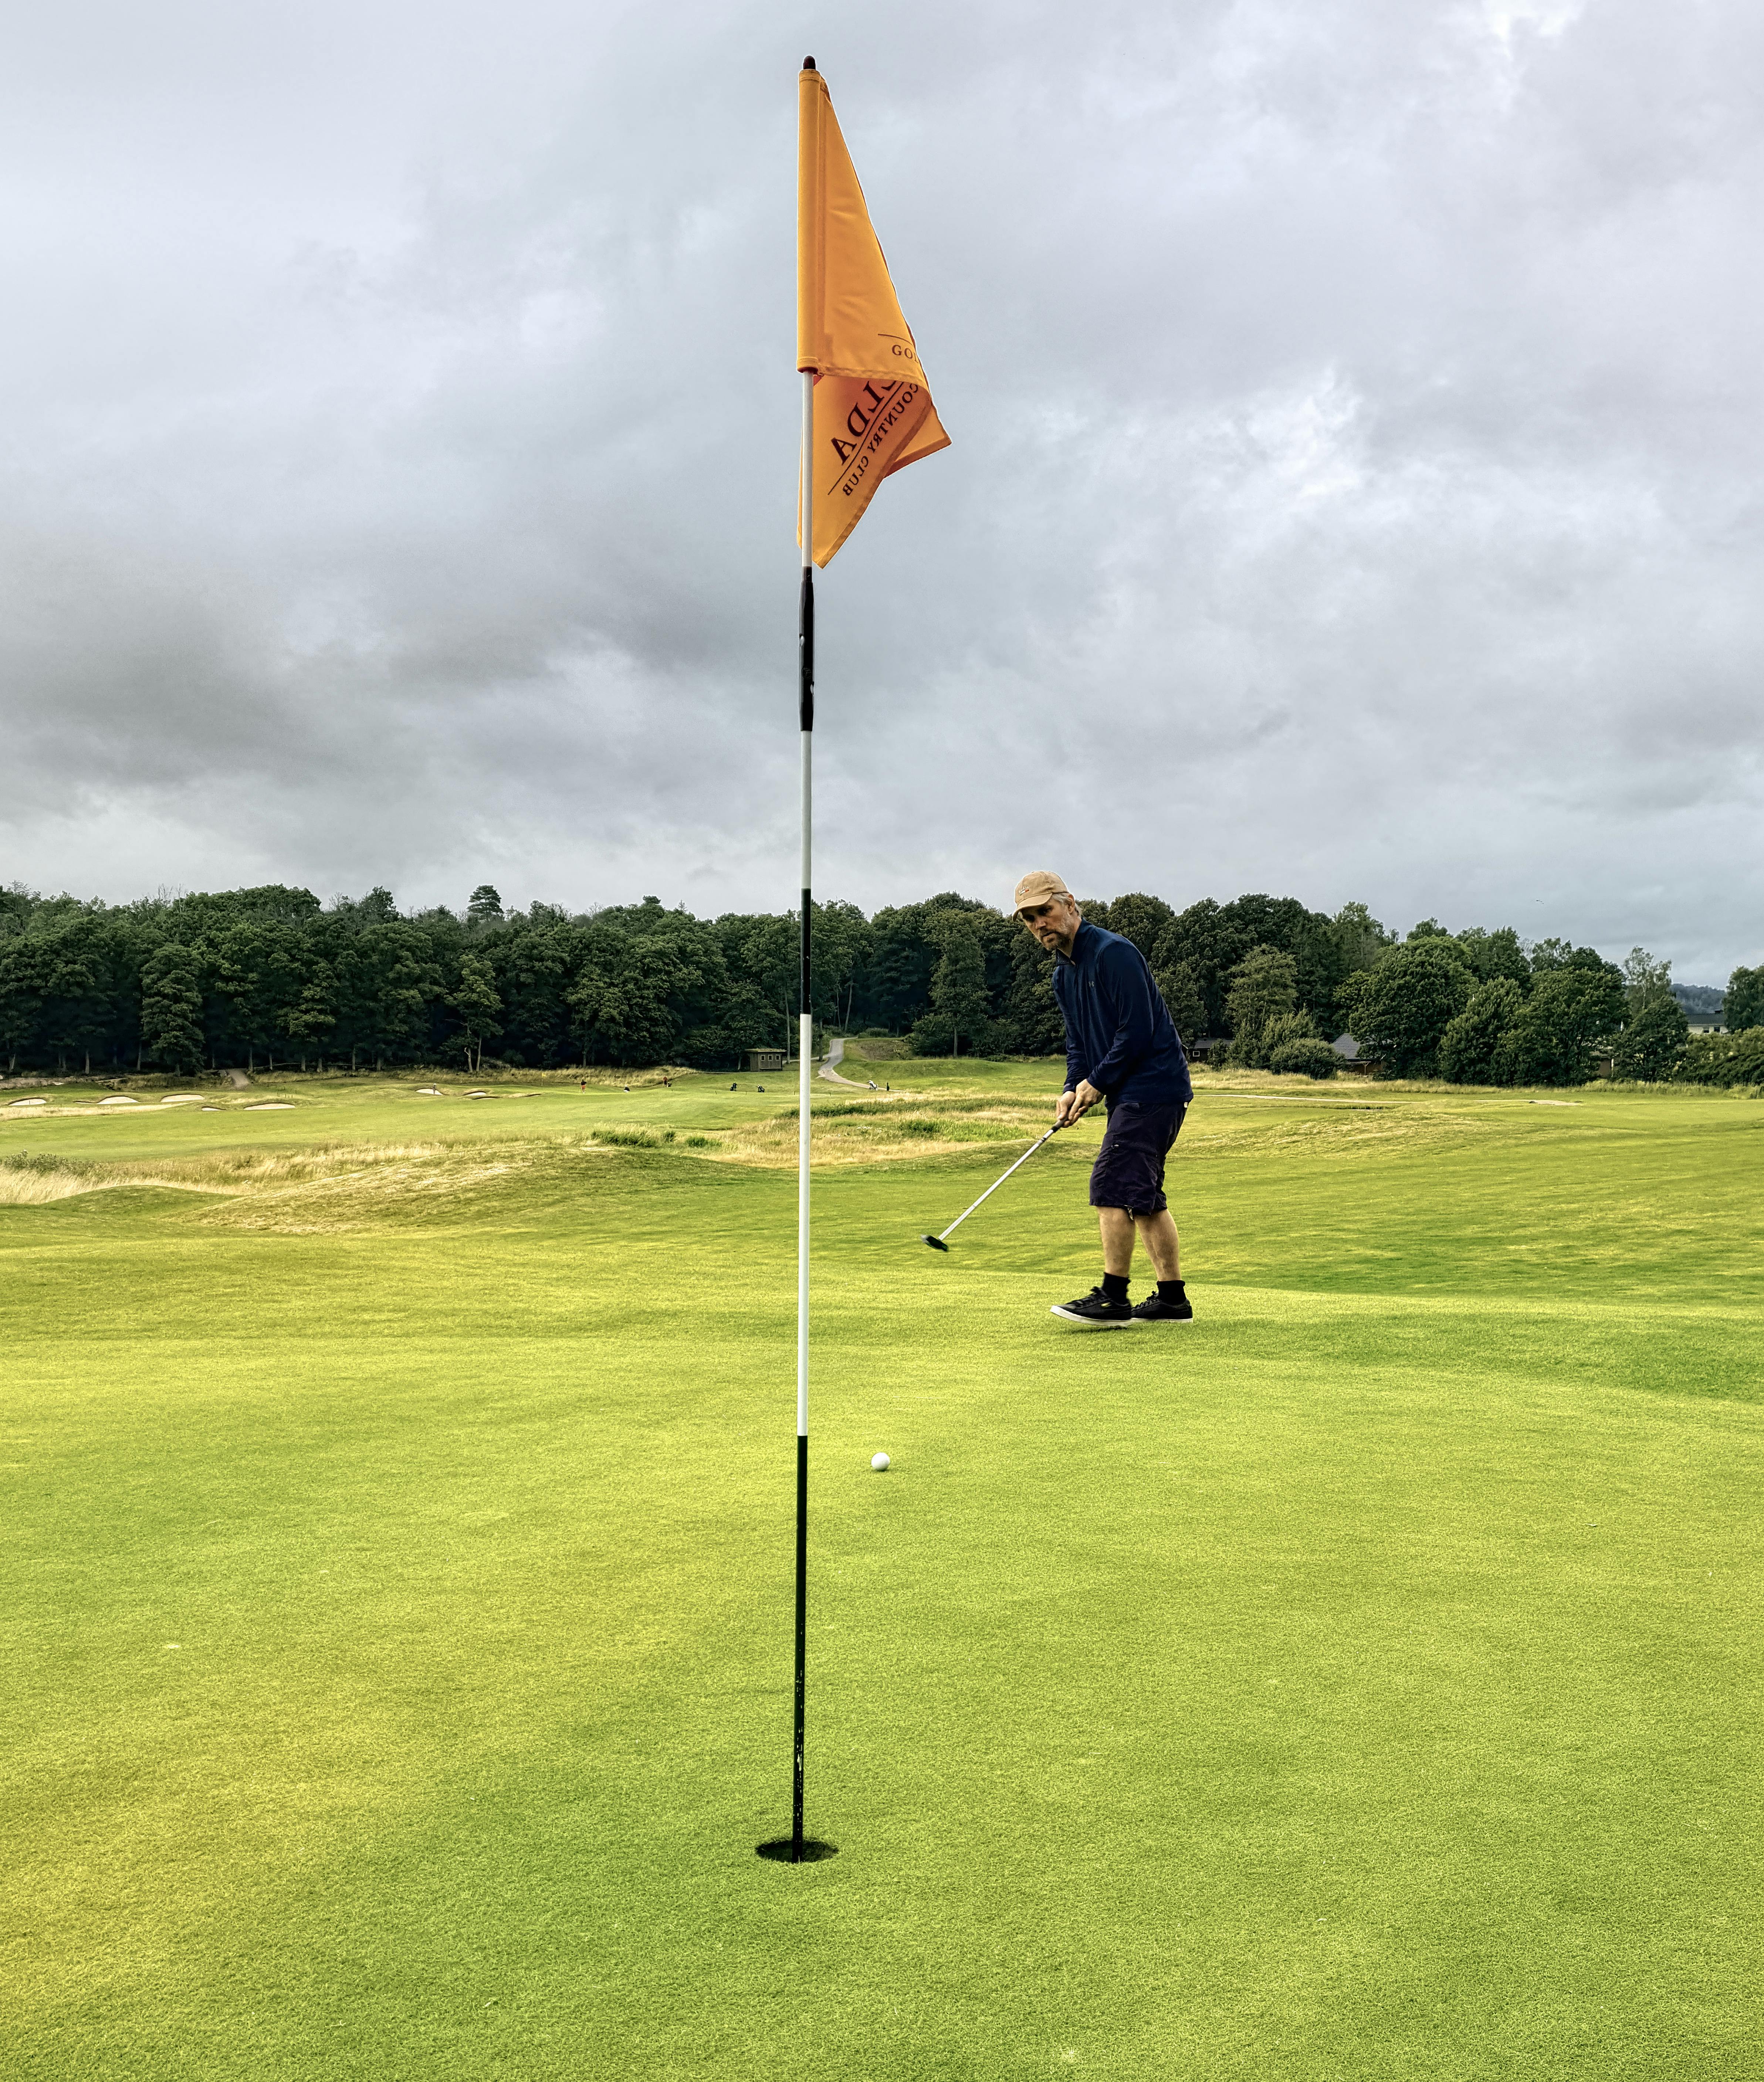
1049, 1287, 1134, 1330
1131, 1293, 1194, 1325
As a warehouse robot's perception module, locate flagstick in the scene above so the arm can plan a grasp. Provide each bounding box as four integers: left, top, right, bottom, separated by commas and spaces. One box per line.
793, 366, 815, 1864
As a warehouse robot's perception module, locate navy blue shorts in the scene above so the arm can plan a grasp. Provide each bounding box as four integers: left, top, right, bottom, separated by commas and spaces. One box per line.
1088, 1100, 1185, 1217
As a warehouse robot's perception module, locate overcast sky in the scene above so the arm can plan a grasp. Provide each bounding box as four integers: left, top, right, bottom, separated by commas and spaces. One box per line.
2, 0, 1759, 978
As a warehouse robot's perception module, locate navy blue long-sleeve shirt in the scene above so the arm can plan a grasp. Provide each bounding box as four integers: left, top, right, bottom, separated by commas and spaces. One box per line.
1052, 920, 1193, 1106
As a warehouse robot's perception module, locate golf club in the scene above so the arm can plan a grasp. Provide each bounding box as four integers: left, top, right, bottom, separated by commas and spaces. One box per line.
921, 1119, 1071, 1251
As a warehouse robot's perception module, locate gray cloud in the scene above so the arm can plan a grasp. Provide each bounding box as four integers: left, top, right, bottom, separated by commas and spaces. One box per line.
1, 0, 1760, 977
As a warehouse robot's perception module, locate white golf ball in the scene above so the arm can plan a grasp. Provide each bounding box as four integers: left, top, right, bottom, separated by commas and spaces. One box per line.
871, 1452, 891, 1472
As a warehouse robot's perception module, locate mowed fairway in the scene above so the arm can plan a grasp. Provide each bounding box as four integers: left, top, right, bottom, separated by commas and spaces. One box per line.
3, 1063, 1761, 2081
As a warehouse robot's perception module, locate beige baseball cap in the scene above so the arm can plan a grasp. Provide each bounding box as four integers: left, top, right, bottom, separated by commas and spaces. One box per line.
1012, 870, 1075, 919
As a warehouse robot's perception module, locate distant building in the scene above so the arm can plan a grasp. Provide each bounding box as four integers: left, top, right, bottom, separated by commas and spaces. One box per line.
746, 1049, 787, 1074
1332, 1033, 1376, 1076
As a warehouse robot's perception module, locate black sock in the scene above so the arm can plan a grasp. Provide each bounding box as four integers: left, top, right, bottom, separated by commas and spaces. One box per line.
1101, 1272, 1130, 1303
1158, 1279, 1186, 1303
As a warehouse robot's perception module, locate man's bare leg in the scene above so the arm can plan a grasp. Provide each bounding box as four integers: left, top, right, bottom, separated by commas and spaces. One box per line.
1099, 1206, 1136, 1277
1136, 1208, 1181, 1281
1099, 1206, 1180, 1281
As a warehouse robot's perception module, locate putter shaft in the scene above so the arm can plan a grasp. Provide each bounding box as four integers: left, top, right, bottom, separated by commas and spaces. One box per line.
924, 1121, 1066, 1248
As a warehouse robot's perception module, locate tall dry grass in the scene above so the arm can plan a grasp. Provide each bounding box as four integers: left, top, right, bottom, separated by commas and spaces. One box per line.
0, 1141, 453, 1207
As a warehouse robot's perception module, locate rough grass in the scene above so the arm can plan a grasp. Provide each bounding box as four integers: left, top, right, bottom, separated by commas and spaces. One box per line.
0, 1139, 456, 1206
1, 1066, 1760, 2079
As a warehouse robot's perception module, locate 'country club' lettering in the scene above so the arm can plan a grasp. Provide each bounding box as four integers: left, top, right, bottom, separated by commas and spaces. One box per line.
827, 380, 903, 465
831, 382, 923, 501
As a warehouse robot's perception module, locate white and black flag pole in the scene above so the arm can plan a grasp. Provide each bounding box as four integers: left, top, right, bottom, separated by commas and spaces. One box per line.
766, 51, 947, 1867
792, 364, 815, 1862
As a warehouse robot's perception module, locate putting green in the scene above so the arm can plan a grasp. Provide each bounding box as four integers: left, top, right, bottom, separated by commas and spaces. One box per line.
3, 1065, 1759, 2079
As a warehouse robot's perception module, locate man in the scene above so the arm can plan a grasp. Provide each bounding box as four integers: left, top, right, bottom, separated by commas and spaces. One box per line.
1013, 871, 1194, 1328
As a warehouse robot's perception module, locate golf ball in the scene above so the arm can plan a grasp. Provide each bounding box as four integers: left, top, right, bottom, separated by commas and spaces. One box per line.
871, 1452, 891, 1472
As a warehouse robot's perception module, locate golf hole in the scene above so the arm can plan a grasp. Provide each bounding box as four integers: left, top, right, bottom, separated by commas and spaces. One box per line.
755, 1838, 839, 1864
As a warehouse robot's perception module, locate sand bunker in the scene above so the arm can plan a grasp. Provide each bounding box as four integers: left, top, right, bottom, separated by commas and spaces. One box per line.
8, 1097, 47, 1108
99, 1096, 140, 1106
244, 1102, 295, 1111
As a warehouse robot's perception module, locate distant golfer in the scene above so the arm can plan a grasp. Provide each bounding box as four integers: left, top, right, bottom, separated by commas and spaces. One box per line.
1013, 871, 1193, 1327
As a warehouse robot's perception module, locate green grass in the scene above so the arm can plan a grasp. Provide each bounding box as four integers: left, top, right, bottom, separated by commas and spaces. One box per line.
3, 1066, 1761, 2079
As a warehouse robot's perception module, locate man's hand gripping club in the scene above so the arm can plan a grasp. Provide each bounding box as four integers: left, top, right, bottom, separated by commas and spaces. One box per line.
1055, 1079, 1104, 1129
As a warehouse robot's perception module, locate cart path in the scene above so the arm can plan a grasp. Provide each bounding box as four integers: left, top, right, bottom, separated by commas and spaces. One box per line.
817, 1037, 870, 1088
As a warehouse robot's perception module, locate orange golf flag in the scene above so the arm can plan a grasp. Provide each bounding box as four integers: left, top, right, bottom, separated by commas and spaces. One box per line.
798, 61, 949, 566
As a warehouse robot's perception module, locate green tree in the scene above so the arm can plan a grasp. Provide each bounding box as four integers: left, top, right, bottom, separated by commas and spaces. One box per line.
1724, 964, 1764, 1033
1330, 901, 1393, 972
716, 979, 786, 1062
1439, 978, 1524, 1084
3, 920, 113, 1071
467, 885, 504, 925
567, 929, 698, 1066
0, 883, 34, 939
355, 886, 399, 925
140, 944, 206, 1072
857, 894, 993, 1038
1259, 1010, 1318, 1062
211, 922, 306, 1069
339, 923, 441, 1068
914, 913, 991, 1057
1267, 1036, 1338, 1078
1495, 964, 1625, 1086
1337, 942, 1475, 1078
854, 905, 929, 1032
1152, 894, 1347, 1040
490, 918, 574, 1065
0, 936, 53, 1069
718, 911, 802, 1053
1105, 892, 1177, 962
1226, 895, 1340, 1032
1675, 1029, 1764, 1086
998, 929, 1065, 1056
810, 899, 872, 1032
1527, 937, 1615, 979
1453, 926, 1529, 988
1150, 959, 1205, 1047
1224, 946, 1298, 1066
1621, 948, 1672, 1015
1149, 899, 1245, 1037
448, 953, 504, 1074
1611, 992, 1689, 1081
1301, 900, 1394, 1038
283, 962, 337, 1067
1608, 948, 1687, 1082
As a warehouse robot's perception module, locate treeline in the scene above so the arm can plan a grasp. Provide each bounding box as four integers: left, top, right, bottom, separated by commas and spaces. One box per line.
0, 879, 1758, 1088
1178, 919, 1763, 1087
0, 881, 1391, 1075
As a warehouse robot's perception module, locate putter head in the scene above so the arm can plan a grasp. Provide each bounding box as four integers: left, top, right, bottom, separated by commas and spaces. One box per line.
921, 1234, 949, 1252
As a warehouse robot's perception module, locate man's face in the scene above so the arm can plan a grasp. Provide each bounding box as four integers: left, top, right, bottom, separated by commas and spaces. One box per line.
1019, 895, 1080, 952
